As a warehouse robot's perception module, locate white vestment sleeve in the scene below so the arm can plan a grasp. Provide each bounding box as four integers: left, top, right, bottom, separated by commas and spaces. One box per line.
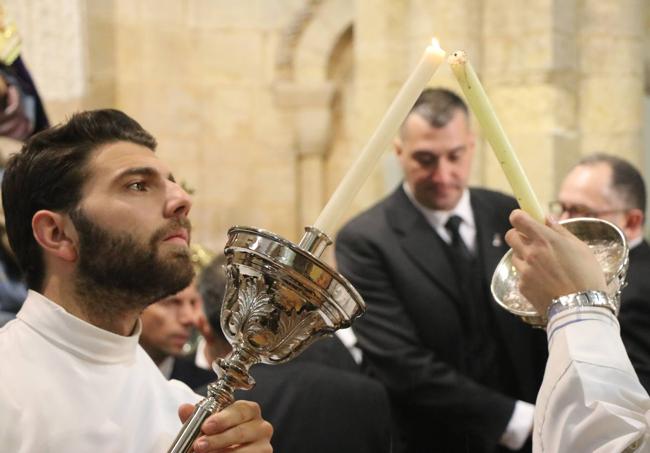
534, 307, 650, 453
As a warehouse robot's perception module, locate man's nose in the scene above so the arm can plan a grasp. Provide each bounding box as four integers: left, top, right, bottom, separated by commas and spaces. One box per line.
165, 181, 192, 218
177, 303, 198, 326
430, 160, 452, 184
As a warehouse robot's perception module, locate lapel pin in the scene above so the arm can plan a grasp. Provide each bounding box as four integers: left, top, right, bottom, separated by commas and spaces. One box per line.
492, 233, 502, 247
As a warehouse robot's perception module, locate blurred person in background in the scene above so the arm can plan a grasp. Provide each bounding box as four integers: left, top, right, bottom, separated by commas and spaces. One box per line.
139, 277, 215, 389
0, 55, 49, 325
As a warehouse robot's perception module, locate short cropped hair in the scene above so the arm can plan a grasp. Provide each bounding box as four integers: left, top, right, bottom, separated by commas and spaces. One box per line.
197, 254, 228, 338
2, 109, 157, 291
400, 88, 469, 137
577, 153, 646, 216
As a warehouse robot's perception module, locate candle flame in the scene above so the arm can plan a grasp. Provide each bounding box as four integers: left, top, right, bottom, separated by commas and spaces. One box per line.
430, 37, 445, 53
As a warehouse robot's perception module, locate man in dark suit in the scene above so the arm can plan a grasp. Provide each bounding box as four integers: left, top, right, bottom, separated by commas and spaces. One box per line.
335, 88, 547, 453
553, 153, 650, 390
196, 254, 393, 453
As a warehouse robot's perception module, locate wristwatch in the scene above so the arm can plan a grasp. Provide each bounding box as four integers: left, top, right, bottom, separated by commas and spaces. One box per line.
547, 290, 618, 321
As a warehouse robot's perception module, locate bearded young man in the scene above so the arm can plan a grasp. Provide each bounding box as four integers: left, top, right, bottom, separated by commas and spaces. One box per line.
0, 109, 272, 453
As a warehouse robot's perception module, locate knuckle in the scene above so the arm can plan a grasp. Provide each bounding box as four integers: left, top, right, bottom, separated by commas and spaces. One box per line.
236, 399, 261, 419
246, 400, 262, 418
261, 420, 274, 439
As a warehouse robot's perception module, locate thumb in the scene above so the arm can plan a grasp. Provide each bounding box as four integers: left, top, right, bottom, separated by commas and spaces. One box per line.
178, 403, 196, 423
546, 215, 573, 238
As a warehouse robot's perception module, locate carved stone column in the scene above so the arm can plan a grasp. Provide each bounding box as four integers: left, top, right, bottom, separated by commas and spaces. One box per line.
274, 82, 335, 233
579, 0, 645, 166
353, 0, 408, 212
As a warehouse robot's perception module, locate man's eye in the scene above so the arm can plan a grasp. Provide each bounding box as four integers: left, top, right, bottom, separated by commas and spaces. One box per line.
414, 155, 436, 166
128, 181, 147, 192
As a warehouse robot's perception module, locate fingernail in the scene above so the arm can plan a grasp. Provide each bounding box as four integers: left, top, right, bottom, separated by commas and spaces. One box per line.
194, 439, 208, 452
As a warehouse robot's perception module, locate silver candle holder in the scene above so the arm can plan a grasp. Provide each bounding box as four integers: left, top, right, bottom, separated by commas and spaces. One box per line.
168, 226, 365, 453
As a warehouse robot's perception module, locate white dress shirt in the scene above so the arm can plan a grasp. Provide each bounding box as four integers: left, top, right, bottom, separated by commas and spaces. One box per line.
536, 306, 650, 452
0, 291, 201, 453
402, 183, 477, 252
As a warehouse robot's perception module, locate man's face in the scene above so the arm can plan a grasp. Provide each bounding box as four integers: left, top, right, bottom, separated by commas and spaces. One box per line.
72, 141, 194, 305
140, 282, 203, 360
557, 163, 629, 233
396, 110, 475, 211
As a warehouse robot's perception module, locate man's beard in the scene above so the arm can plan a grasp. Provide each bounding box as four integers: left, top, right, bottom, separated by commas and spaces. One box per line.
70, 209, 194, 314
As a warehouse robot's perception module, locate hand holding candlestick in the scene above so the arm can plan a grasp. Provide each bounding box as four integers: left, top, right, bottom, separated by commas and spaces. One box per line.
168, 227, 366, 452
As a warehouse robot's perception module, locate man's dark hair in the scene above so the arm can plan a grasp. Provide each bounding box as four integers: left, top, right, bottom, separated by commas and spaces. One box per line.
197, 254, 228, 338
2, 109, 157, 291
577, 153, 647, 216
400, 88, 469, 137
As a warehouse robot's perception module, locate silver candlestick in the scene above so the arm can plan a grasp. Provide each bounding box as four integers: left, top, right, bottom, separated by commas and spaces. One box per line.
168, 225, 365, 453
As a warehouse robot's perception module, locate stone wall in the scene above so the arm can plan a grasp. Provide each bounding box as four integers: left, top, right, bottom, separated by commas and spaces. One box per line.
4, 0, 650, 253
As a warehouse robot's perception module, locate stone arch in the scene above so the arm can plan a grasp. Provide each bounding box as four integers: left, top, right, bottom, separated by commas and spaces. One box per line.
273, 0, 354, 236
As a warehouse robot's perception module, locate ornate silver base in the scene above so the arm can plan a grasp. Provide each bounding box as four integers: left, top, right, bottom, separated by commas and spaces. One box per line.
168, 226, 365, 453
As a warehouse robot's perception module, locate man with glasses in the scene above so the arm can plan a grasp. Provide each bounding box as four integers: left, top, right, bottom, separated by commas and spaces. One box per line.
551, 153, 650, 390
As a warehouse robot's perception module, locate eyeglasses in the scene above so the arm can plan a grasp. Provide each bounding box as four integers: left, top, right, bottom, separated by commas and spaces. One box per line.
548, 201, 627, 219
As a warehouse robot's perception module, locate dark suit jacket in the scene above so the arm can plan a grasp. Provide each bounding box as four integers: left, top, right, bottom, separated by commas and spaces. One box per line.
619, 239, 650, 391
196, 336, 392, 453
170, 356, 216, 391
336, 186, 547, 453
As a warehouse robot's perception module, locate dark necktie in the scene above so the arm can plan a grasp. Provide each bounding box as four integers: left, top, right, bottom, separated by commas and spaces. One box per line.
445, 215, 502, 387
445, 215, 473, 266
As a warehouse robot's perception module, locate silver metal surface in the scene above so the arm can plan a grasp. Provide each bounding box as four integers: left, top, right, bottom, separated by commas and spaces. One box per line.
168, 226, 366, 453
491, 217, 629, 327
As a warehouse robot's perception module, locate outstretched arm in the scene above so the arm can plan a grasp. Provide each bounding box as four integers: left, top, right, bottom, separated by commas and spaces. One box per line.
506, 209, 650, 452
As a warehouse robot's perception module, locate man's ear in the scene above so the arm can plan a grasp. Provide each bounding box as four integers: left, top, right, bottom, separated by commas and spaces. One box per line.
196, 314, 215, 342
466, 130, 476, 152
32, 210, 78, 262
394, 136, 403, 156
623, 208, 645, 238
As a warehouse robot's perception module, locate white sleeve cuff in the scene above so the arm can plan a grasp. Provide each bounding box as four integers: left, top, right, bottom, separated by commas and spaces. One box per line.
499, 400, 534, 450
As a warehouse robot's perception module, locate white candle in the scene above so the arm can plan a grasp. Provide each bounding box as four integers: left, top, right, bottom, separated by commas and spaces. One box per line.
448, 50, 545, 223
313, 38, 446, 236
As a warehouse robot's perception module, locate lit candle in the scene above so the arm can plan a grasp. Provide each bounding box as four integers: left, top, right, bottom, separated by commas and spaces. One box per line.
448, 50, 545, 223
313, 38, 446, 236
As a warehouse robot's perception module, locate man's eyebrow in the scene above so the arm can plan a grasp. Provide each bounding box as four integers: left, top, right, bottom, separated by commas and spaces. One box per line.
445, 145, 466, 154
412, 145, 466, 156
116, 166, 176, 182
